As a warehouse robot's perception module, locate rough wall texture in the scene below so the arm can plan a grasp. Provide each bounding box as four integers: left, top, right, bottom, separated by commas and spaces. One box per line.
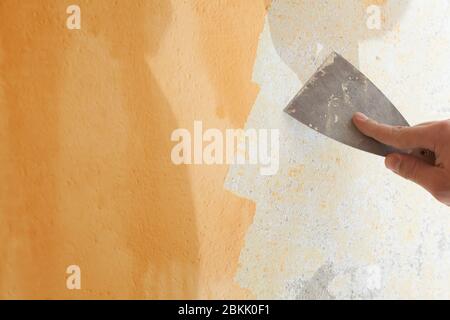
2, 0, 450, 300
0, 0, 267, 299
226, 0, 450, 299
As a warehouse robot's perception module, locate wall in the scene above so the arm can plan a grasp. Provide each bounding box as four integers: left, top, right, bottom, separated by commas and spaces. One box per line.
0, 0, 267, 299
227, 0, 450, 299
2, 0, 450, 300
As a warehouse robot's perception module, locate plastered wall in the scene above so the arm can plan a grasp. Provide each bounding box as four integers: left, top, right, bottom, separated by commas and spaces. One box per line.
226, 0, 450, 299
2, 0, 450, 300
0, 0, 268, 299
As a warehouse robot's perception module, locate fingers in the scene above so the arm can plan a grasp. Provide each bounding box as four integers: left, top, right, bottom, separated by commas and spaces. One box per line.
353, 112, 437, 151
385, 153, 447, 202
415, 121, 438, 127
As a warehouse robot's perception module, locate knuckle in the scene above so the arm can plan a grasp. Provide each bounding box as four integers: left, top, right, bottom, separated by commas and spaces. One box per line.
389, 126, 401, 137
433, 121, 450, 151
389, 127, 400, 138
389, 126, 406, 145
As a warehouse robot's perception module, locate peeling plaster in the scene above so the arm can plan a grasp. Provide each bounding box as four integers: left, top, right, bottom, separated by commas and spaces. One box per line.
226, 0, 450, 299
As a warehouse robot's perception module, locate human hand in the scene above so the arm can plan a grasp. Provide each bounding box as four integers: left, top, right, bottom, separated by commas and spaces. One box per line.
353, 112, 450, 206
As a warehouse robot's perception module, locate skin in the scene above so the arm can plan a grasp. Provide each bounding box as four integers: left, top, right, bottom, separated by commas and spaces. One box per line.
353, 112, 450, 206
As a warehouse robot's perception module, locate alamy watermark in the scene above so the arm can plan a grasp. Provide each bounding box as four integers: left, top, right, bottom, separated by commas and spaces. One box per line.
366, 5, 382, 30
66, 265, 81, 290
66, 5, 81, 30
171, 121, 279, 176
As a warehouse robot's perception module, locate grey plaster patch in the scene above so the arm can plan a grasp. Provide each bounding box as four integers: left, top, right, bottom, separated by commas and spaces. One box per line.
287, 263, 337, 300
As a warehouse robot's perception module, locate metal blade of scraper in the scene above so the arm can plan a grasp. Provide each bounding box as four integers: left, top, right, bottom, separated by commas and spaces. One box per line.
284, 51, 435, 164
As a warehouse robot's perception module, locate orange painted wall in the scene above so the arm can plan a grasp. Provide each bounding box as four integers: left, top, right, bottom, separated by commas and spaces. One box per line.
0, 0, 268, 299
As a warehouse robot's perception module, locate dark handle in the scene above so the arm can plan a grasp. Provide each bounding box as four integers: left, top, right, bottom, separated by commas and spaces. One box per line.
410, 148, 436, 165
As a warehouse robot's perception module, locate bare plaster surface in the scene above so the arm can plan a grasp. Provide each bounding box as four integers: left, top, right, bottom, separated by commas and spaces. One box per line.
226, 0, 450, 299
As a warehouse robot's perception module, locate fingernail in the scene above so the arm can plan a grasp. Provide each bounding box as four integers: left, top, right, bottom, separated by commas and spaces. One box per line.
385, 154, 401, 173
354, 112, 368, 122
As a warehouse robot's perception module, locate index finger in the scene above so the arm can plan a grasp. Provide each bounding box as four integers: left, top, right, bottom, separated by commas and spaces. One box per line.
352, 112, 437, 151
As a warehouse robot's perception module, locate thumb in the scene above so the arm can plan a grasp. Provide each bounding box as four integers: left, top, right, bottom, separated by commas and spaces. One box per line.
385, 153, 444, 197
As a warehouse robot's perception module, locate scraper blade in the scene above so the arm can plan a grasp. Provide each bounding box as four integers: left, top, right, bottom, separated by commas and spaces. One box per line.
284, 52, 435, 164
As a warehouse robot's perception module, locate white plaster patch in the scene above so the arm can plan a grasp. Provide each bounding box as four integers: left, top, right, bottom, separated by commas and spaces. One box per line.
225, 0, 450, 299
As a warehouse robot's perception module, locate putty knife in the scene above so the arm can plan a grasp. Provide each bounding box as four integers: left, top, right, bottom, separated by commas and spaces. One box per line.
284, 52, 435, 164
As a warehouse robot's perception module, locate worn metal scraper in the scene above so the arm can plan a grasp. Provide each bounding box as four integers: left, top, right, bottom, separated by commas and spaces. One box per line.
284, 52, 435, 164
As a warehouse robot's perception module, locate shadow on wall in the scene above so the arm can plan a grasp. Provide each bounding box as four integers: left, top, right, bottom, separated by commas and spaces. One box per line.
86, 0, 199, 298
268, 0, 410, 82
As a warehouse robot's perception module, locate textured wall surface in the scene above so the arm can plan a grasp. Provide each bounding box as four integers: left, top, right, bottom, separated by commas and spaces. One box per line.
0, 0, 267, 299
226, 0, 450, 299
2, 0, 450, 300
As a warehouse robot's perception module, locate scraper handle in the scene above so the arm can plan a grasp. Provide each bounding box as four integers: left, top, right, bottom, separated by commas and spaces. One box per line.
410, 148, 436, 166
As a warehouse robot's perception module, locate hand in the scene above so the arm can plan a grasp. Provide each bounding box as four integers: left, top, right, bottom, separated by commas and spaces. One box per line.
352, 112, 450, 206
